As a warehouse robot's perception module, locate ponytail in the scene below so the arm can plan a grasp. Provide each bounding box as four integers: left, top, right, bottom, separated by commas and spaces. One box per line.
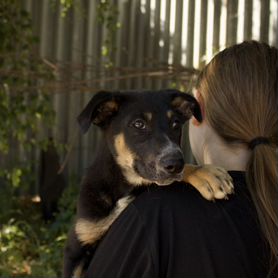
246, 144, 278, 274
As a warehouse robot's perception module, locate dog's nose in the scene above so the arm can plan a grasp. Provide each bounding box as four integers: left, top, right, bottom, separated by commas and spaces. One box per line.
160, 155, 184, 174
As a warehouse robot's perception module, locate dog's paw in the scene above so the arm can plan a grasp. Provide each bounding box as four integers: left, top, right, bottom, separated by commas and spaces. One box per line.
183, 164, 234, 201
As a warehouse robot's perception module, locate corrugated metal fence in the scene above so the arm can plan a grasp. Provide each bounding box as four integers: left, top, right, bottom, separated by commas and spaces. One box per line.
22, 0, 277, 182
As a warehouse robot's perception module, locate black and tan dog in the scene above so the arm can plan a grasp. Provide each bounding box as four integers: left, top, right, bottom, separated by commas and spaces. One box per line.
63, 89, 233, 277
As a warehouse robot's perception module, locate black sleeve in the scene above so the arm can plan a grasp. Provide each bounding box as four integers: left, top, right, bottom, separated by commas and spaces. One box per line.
85, 204, 156, 278
84, 175, 270, 278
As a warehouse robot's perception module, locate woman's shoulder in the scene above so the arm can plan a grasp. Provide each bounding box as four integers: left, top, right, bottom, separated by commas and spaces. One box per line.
133, 171, 246, 202
129, 171, 253, 226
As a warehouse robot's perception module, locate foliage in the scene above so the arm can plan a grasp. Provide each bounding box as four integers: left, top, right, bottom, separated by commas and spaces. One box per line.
59, 0, 74, 17
0, 180, 79, 277
97, 0, 120, 67
0, 0, 55, 190
0, 2, 80, 276
58, 0, 120, 67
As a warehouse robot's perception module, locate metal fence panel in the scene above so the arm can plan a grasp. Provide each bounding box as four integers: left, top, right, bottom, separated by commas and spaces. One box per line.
20, 0, 278, 183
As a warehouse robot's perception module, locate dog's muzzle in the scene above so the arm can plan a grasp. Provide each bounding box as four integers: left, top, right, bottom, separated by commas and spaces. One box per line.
158, 154, 184, 175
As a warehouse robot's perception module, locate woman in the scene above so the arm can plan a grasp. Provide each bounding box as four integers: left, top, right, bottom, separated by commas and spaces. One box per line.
190, 40, 277, 275
85, 41, 277, 277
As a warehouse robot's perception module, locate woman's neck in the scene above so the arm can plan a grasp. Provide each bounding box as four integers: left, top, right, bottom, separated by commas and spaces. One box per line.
202, 133, 250, 171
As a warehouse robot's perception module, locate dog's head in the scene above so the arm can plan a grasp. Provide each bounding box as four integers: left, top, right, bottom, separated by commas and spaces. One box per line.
78, 89, 202, 186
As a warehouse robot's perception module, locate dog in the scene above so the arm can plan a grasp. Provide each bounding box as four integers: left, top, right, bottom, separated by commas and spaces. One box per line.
63, 89, 234, 277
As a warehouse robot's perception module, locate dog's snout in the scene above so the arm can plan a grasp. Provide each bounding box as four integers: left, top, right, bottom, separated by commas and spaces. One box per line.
160, 155, 184, 174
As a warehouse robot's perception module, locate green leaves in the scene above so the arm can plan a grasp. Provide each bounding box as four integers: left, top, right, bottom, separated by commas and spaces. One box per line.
0, 181, 78, 277
0, 0, 55, 190
59, 0, 74, 17
97, 0, 120, 67
9, 168, 22, 188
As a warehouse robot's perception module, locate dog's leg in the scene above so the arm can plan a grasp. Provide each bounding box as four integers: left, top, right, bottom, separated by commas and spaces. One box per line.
183, 164, 234, 200
63, 227, 86, 278
75, 195, 134, 245
63, 195, 134, 277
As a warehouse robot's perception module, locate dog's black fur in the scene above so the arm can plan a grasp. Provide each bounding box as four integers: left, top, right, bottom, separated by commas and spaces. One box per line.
63, 89, 202, 277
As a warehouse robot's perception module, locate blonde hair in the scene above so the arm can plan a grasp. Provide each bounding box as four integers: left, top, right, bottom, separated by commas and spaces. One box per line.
196, 41, 278, 273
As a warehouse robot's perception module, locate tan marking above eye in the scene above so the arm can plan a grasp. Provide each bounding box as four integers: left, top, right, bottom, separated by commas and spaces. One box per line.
167, 110, 174, 119
144, 112, 152, 121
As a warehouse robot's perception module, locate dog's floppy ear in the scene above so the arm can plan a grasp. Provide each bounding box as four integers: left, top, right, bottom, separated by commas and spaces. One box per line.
77, 91, 122, 133
171, 92, 202, 122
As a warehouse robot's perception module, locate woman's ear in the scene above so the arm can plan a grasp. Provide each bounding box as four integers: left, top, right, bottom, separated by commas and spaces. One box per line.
191, 90, 205, 126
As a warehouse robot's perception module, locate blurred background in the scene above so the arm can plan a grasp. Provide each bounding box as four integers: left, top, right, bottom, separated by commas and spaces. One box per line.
0, 0, 277, 276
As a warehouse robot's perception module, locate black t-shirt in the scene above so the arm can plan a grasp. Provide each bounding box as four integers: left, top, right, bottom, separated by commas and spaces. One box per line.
85, 171, 270, 278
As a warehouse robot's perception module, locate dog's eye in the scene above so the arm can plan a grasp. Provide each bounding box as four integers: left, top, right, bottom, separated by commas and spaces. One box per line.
171, 119, 181, 129
132, 119, 146, 129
